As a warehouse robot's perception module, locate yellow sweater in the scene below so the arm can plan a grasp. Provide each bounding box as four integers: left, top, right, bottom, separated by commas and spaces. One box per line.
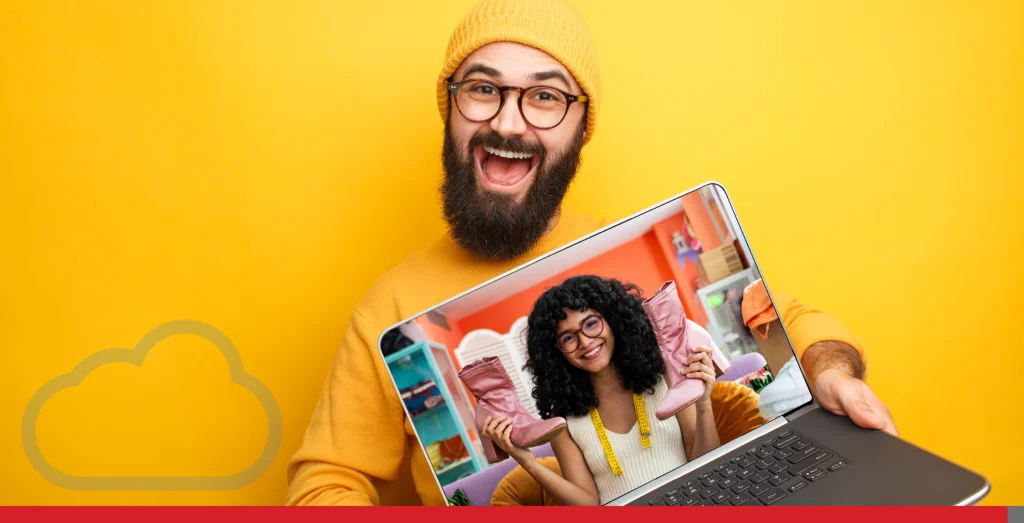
284, 209, 865, 506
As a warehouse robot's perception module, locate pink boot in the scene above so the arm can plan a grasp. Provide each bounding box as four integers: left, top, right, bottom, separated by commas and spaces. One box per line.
643, 280, 732, 420
458, 356, 567, 463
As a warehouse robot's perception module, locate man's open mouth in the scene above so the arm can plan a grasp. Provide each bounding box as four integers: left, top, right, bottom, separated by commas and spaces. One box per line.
473, 144, 541, 194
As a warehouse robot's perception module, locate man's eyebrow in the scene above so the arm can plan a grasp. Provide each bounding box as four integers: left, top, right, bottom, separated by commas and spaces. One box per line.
459, 63, 502, 80
531, 70, 572, 89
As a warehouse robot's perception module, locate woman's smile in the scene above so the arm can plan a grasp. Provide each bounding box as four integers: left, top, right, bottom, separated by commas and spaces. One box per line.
578, 341, 604, 361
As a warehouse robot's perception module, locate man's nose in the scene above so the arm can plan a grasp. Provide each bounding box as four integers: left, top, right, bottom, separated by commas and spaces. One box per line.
490, 91, 528, 137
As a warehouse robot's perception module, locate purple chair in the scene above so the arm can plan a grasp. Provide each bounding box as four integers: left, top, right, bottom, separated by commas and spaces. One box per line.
441, 352, 768, 505
443, 443, 554, 506
718, 352, 767, 383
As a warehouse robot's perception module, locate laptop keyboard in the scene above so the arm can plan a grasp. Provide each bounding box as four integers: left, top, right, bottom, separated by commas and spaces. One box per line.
631, 427, 848, 506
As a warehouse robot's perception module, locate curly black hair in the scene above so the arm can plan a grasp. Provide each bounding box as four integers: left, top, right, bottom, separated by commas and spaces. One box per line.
523, 275, 666, 419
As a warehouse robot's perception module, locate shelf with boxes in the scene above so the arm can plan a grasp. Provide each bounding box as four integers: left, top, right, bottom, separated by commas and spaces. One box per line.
385, 341, 487, 485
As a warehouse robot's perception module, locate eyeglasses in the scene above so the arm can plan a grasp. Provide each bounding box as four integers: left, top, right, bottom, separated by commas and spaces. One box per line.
447, 79, 588, 130
556, 314, 605, 353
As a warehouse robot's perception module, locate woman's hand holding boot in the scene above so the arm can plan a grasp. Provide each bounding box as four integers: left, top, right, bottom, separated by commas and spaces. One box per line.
481, 415, 536, 465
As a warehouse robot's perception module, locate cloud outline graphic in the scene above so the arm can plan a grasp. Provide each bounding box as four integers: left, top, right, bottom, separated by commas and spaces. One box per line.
22, 319, 283, 490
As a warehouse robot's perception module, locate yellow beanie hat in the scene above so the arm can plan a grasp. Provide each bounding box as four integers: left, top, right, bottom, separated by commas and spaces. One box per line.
437, 0, 601, 143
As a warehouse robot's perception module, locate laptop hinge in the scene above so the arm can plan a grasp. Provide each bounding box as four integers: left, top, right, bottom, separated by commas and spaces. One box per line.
784, 401, 820, 422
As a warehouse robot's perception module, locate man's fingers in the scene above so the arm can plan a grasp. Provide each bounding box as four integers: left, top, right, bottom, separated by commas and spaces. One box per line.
866, 394, 899, 436
839, 386, 886, 430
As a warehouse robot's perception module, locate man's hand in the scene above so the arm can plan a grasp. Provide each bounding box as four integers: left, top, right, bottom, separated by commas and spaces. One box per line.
813, 368, 898, 436
802, 340, 898, 436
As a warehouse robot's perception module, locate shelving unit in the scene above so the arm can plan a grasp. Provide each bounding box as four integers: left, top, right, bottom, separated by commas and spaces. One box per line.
696, 267, 762, 360
385, 341, 486, 485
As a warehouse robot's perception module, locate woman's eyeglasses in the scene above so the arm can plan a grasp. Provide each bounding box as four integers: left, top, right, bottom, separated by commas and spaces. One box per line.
446, 78, 588, 130
557, 314, 604, 353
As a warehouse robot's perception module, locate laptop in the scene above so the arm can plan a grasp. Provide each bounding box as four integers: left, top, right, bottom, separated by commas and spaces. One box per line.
376, 182, 989, 506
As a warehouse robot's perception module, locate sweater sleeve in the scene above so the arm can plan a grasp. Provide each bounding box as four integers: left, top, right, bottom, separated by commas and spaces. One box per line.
285, 307, 407, 506
771, 290, 867, 364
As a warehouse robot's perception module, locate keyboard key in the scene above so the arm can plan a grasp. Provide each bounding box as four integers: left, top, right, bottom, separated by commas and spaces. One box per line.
730, 493, 753, 506
805, 469, 827, 482
750, 483, 771, 496
682, 480, 697, 488
682, 485, 700, 497
649, 499, 665, 506
746, 447, 759, 455
791, 440, 812, 451
712, 492, 731, 504
751, 470, 771, 484
715, 464, 726, 472
762, 438, 777, 447
702, 476, 719, 487
720, 477, 738, 489
769, 463, 789, 475
683, 496, 700, 506
699, 499, 716, 506
760, 488, 787, 505
666, 493, 684, 505
755, 448, 774, 459
769, 474, 788, 486
737, 468, 754, 480
664, 488, 679, 497
731, 482, 751, 494
793, 452, 835, 476
755, 459, 775, 470
788, 446, 821, 464
789, 481, 808, 492
698, 473, 711, 480
828, 460, 847, 472
700, 486, 720, 498
730, 457, 743, 463
778, 429, 793, 439
809, 451, 834, 467
773, 449, 794, 460
739, 456, 757, 468
774, 435, 800, 449
722, 466, 739, 477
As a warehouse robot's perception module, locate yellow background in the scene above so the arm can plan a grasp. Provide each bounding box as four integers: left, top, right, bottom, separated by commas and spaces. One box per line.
1, 0, 1021, 506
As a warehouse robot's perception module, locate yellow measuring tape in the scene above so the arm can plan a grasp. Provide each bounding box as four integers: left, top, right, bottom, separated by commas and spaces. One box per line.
589, 393, 652, 476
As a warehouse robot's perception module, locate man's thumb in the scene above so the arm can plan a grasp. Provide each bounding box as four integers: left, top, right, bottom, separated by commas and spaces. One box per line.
843, 395, 885, 429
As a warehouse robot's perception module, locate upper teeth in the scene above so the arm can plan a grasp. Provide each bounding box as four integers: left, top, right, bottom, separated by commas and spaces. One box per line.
582, 346, 600, 358
485, 146, 533, 160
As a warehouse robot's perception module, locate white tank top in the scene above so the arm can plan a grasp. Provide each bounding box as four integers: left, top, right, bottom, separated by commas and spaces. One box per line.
565, 379, 689, 504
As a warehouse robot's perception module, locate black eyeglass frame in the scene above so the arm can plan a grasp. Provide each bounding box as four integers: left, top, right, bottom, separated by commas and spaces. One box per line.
446, 79, 588, 130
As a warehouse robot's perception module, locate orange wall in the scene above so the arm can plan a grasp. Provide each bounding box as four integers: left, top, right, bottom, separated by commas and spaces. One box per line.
413, 314, 467, 369
438, 202, 725, 360
456, 226, 677, 340
682, 191, 726, 251
650, 213, 708, 327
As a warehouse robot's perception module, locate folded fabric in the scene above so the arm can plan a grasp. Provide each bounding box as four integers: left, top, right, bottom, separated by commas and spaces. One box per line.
757, 356, 812, 419
742, 279, 777, 340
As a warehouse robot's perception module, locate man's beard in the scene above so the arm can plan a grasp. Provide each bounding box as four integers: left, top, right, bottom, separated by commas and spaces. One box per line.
440, 123, 585, 260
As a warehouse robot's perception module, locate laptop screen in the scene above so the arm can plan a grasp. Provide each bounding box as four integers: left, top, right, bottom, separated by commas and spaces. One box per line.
378, 183, 812, 506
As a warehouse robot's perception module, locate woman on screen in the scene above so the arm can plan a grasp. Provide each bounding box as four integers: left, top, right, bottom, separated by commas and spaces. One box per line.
479, 275, 722, 505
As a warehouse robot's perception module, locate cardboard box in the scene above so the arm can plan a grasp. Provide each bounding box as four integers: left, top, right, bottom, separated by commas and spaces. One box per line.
698, 241, 745, 284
